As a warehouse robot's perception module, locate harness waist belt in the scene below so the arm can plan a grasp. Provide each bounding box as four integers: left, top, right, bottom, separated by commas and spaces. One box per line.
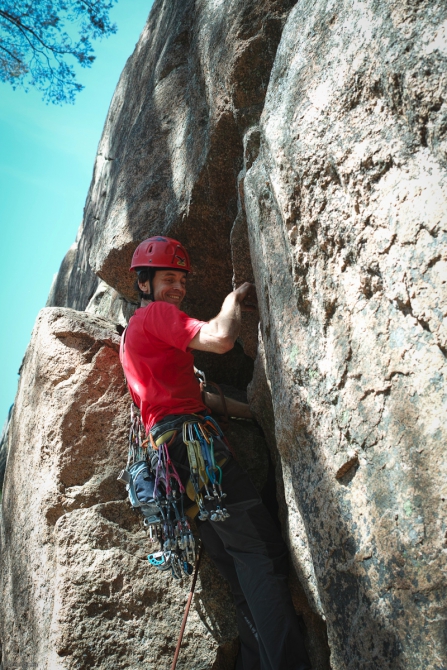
150, 413, 205, 444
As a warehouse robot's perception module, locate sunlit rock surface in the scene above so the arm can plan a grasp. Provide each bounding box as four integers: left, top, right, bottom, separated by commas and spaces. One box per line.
4, 0, 447, 668
244, 0, 447, 667
0, 308, 242, 669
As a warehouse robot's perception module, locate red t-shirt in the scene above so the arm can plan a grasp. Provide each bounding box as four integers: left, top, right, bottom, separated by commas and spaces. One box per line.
120, 301, 207, 431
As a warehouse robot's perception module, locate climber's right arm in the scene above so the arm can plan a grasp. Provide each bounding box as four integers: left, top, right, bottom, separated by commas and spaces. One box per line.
189, 282, 257, 354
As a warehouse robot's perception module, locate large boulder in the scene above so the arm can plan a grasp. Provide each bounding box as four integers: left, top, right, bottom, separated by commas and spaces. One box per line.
0, 308, 241, 669
244, 0, 447, 667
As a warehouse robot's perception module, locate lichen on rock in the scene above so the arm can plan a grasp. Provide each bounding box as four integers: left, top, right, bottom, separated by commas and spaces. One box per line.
2, 0, 447, 668
244, 0, 447, 666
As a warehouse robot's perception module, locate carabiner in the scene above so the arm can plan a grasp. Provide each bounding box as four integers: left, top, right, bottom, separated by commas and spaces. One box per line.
198, 422, 210, 444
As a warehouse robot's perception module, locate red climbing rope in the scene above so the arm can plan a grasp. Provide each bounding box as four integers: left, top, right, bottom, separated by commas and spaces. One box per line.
170, 544, 203, 670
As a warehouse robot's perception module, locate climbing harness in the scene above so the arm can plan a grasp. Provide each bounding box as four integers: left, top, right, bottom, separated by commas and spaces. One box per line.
118, 404, 196, 579
118, 394, 232, 578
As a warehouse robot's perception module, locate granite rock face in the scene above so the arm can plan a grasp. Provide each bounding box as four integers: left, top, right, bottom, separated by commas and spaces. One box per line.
4, 0, 447, 668
85, 280, 136, 328
45, 0, 293, 389
47, 232, 99, 313
0, 308, 245, 669
49, 0, 295, 318
244, 0, 447, 668
0, 405, 12, 491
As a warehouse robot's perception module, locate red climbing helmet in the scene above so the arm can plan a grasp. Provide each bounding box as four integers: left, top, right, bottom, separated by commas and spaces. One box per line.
130, 236, 191, 273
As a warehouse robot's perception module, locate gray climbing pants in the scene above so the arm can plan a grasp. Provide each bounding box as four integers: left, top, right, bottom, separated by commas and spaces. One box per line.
153, 415, 311, 670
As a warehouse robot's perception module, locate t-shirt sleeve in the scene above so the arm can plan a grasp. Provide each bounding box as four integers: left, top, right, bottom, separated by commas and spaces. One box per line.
143, 302, 205, 352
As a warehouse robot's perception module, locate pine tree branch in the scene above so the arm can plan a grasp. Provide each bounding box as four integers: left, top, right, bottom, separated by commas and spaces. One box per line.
0, 43, 22, 63
0, 9, 75, 56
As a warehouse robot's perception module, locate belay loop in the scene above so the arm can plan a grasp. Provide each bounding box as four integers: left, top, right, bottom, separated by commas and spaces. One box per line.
182, 416, 230, 522
118, 403, 196, 579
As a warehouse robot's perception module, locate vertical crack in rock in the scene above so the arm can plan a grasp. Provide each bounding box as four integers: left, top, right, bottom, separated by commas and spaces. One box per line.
3, 0, 447, 668
245, 0, 447, 668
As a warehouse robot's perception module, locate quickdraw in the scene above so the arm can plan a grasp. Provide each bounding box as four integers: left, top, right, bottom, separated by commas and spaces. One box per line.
127, 402, 148, 467
150, 440, 195, 576
182, 416, 230, 522
120, 406, 230, 579
121, 404, 196, 579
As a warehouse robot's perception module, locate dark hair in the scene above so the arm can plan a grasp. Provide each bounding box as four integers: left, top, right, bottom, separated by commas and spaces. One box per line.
134, 267, 155, 301
134, 266, 188, 302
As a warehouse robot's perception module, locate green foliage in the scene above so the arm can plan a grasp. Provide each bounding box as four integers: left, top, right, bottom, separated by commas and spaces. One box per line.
0, 0, 118, 103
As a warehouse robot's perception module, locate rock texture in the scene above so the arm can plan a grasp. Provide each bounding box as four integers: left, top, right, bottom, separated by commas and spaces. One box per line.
85, 280, 136, 328
4, 0, 447, 668
46, 0, 295, 317
0, 405, 12, 491
47, 232, 99, 312
0, 308, 243, 669
244, 0, 447, 668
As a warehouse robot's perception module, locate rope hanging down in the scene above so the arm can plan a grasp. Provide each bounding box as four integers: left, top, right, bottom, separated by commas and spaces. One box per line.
170, 545, 203, 670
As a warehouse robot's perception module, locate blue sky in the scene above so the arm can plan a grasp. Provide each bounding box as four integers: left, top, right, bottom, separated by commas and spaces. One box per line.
0, 1, 154, 425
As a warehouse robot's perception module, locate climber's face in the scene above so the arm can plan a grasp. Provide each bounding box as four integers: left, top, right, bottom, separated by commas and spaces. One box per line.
151, 269, 187, 308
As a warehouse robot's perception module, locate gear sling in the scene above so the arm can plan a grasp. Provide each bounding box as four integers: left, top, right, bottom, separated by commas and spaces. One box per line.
118, 325, 231, 579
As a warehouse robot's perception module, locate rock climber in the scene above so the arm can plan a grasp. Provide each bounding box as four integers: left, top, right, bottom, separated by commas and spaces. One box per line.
120, 235, 312, 670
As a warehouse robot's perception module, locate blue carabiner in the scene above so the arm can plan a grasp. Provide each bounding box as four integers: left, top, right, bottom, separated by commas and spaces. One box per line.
205, 465, 216, 485
215, 464, 223, 485
194, 425, 212, 467
203, 415, 224, 438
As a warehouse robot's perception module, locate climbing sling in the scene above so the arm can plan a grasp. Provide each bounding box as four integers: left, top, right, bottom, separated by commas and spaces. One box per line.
181, 417, 229, 522
118, 404, 231, 579
118, 404, 195, 579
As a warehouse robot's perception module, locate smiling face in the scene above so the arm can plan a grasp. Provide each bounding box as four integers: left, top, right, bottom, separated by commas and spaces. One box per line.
147, 269, 187, 308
